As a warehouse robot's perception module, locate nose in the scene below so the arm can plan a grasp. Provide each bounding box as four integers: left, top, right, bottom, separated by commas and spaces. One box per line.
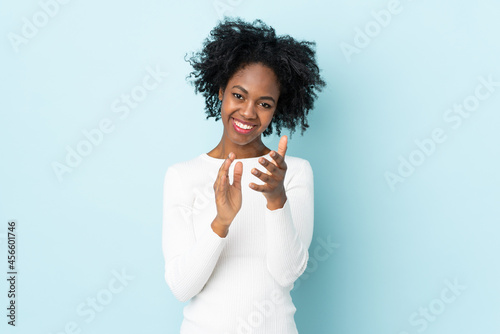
241, 100, 257, 120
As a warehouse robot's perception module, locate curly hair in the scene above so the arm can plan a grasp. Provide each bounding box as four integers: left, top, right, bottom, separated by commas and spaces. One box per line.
184, 17, 326, 138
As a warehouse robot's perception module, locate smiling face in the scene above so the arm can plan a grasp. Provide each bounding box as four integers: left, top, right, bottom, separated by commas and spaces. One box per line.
218, 62, 280, 149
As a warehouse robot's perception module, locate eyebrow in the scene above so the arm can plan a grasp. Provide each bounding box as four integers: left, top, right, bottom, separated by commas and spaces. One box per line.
232, 85, 276, 104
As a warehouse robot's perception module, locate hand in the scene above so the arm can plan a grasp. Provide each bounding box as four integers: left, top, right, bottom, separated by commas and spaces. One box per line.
213, 152, 243, 227
249, 135, 288, 209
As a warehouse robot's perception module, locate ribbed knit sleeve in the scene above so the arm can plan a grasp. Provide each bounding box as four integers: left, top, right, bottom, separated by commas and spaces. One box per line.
264, 160, 314, 288
162, 166, 227, 302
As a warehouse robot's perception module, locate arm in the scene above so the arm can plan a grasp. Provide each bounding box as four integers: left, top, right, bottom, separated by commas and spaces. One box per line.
264, 160, 314, 287
162, 166, 227, 302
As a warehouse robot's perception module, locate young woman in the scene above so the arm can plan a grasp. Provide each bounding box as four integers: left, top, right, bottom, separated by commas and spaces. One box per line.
162, 17, 326, 333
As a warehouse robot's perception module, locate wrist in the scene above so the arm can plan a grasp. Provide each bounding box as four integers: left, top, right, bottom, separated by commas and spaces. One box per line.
211, 217, 230, 238
266, 194, 287, 210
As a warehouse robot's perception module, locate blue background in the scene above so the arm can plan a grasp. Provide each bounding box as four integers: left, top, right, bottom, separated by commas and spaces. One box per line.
1, 0, 499, 333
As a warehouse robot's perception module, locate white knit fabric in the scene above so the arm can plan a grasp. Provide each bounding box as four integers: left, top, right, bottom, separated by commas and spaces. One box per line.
162, 152, 314, 334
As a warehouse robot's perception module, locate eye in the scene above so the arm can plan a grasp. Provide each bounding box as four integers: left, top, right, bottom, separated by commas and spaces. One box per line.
261, 103, 272, 109
232, 93, 243, 99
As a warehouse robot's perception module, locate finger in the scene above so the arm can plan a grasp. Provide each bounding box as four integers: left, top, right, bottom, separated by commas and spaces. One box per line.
215, 153, 232, 192
268, 135, 287, 168
251, 167, 274, 184
222, 155, 234, 189
257, 158, 279, 174
233, 161, 243, 190
221, 152, 234, 173
269, 151, 287, 170
249, 182, 269, 192
220, 173, 226, 193
277, 135, 288, 158
214, 172, 223, 195
221, 152, 234, 167
217, 152, 233, 183
222, 169, 230, 190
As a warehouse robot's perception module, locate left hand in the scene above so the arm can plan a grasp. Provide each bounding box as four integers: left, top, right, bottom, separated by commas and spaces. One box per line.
249, 135, 288, 209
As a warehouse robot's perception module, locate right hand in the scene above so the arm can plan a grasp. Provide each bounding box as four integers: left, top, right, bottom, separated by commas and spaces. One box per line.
213, 152, 243, 228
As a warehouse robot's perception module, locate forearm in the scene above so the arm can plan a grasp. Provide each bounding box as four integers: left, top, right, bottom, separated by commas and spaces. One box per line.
264, 198, 310, 287
165, 220, 227, 302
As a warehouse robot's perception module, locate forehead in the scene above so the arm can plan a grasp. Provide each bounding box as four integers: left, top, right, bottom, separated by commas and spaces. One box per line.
229, 63, 280, 95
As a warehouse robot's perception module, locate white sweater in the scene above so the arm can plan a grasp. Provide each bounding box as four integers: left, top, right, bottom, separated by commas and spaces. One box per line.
162, 152, 314, 334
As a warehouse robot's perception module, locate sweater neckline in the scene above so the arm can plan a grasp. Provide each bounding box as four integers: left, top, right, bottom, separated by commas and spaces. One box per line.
201, 151, 272, 163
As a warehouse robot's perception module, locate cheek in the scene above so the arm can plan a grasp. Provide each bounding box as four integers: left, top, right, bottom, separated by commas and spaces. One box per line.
219, 102, 228, 119
220, 99, 233, 116
265, 111, 276, 125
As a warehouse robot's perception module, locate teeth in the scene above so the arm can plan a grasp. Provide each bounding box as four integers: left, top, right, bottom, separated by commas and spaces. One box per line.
234, 119, 255, 130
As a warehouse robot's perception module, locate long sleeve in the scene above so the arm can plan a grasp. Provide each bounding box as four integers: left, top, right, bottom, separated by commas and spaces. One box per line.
162, 166, 227, 302
264, 160, 314, 288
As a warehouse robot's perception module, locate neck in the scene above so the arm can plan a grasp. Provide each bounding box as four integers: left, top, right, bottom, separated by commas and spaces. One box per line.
208, 135, 270, 159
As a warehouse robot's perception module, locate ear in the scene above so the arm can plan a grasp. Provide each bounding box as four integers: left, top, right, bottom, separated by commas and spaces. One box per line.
218, 87, 224, 101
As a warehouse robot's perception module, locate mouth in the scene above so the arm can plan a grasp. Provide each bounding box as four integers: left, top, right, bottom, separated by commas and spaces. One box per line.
231, 117, 257, 134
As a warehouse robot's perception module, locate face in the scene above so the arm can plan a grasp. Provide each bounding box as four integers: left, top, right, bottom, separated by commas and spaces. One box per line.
218, 62, 280, 146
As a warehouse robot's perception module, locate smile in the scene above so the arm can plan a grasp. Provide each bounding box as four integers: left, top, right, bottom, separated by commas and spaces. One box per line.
232, 117, 257, 134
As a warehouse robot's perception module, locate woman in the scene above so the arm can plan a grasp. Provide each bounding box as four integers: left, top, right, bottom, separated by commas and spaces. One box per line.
162, 17, 326, 333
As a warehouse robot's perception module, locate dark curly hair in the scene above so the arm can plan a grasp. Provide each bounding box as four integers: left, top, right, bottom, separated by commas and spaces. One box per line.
184, 17, 326, 138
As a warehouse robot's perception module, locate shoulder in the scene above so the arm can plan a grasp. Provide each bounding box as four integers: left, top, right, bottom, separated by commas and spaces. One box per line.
284, 155, 312, 172
165, 153, 205, 172
283, 155, 313, 184
163, 154, 211, 186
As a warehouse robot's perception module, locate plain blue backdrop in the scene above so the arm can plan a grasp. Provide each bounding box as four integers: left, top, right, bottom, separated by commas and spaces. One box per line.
1, 0, 499, 333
